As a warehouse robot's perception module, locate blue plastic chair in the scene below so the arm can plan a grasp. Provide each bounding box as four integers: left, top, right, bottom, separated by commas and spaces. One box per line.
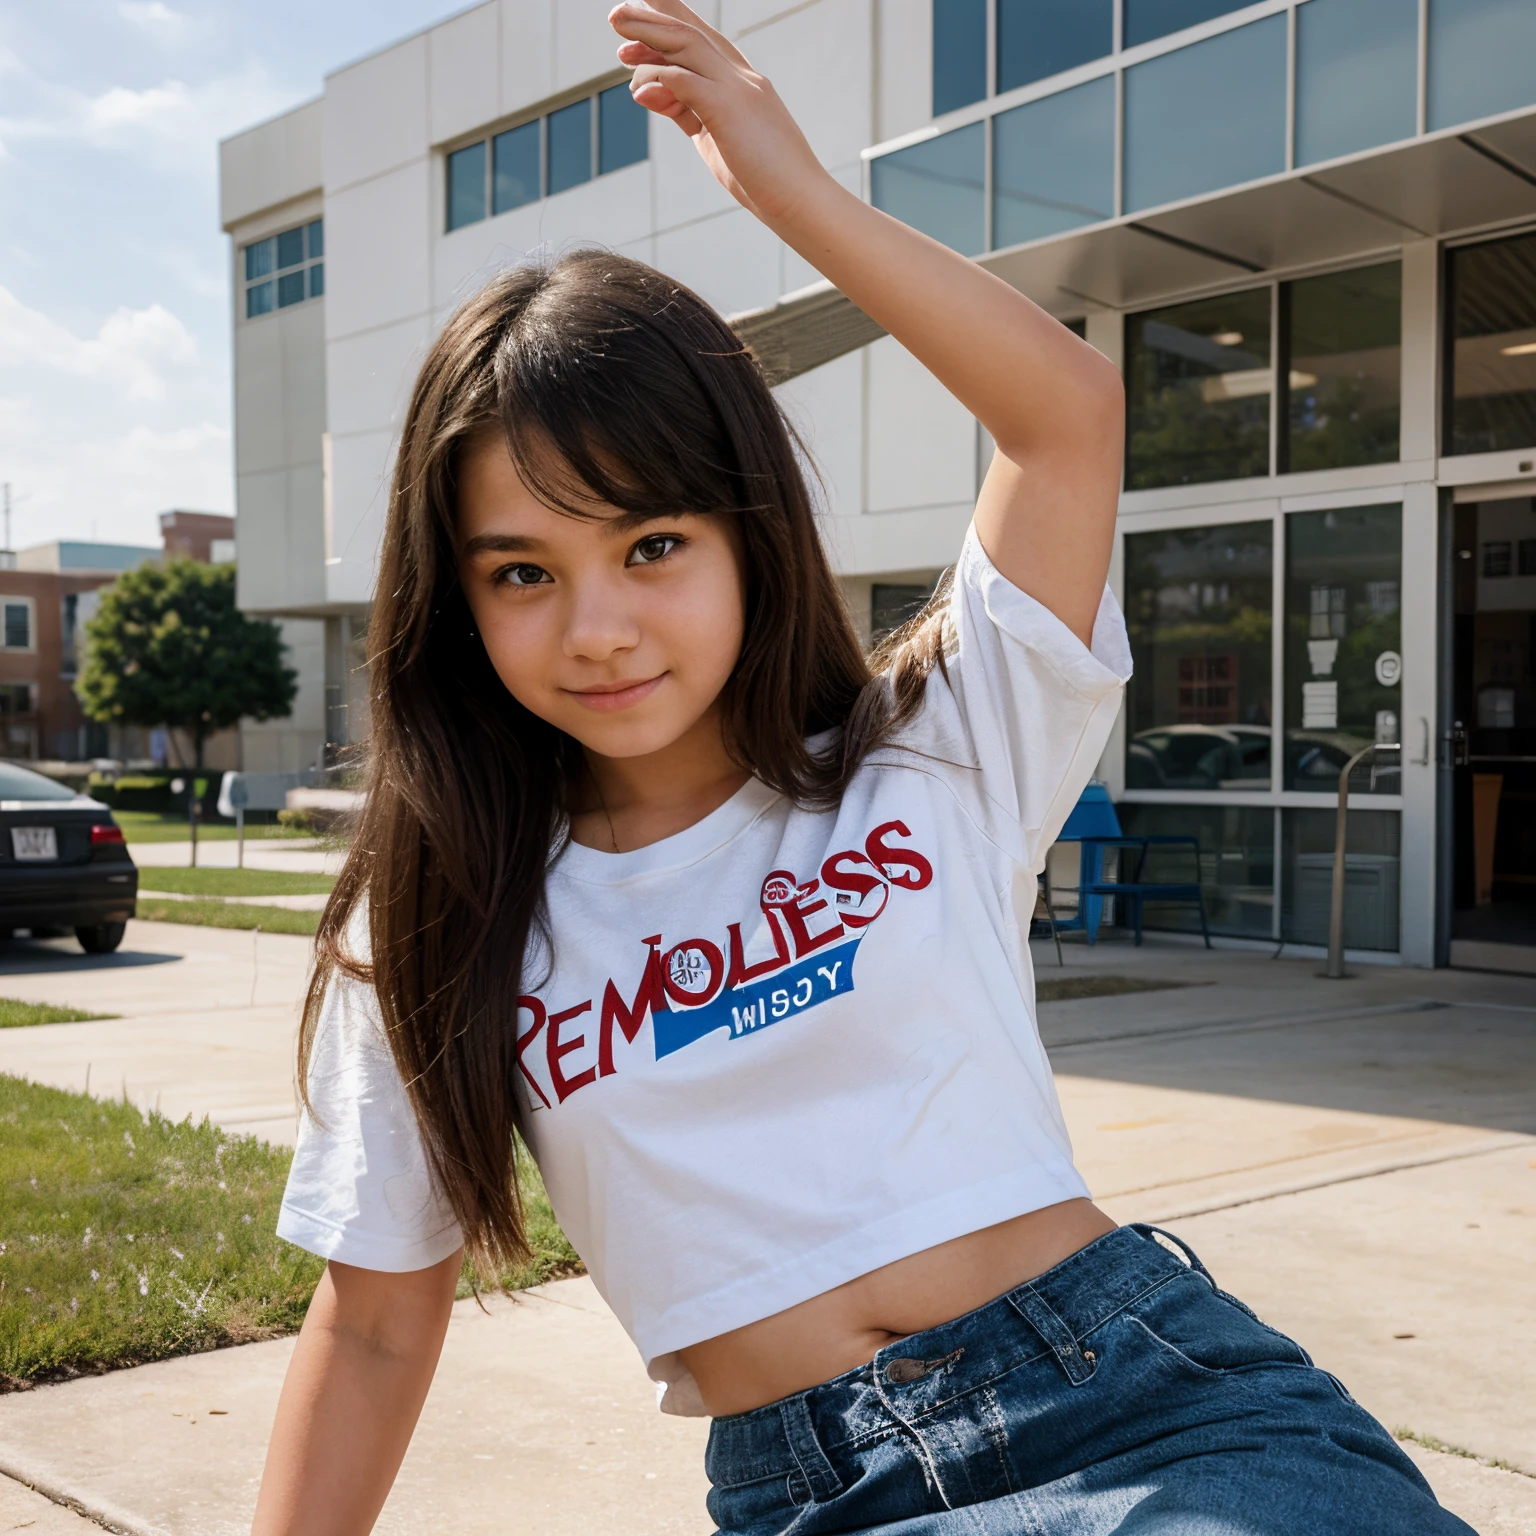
1046, 784, 1211, 948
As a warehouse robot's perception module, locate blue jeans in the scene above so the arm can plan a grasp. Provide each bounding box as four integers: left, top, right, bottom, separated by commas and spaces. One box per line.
705, 1226, 1471, 1534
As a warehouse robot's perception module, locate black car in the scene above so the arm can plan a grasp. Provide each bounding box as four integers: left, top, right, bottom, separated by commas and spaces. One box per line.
0, 763, 137, 952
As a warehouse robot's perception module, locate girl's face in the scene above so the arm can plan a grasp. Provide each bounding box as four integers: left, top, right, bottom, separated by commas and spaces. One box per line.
456, 434, 748, 761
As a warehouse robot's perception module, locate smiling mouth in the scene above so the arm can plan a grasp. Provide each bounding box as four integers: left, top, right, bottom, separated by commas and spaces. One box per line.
564, 674, 667, 712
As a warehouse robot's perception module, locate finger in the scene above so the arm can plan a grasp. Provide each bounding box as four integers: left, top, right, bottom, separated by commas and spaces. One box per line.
629, 60, 717, 122
627, 0, 752, 69
607, 3, 733, 79
630, 79, 704, 136
617, 39, 669, 67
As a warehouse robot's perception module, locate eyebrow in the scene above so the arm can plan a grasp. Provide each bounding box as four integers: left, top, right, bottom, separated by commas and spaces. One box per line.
458, 512, 693, 561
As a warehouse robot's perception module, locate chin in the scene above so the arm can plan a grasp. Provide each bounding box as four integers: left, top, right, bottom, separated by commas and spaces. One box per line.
563, 715, 695, 761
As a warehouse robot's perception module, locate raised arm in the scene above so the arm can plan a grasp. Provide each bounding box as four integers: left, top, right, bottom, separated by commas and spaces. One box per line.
611, 0, 1124, 646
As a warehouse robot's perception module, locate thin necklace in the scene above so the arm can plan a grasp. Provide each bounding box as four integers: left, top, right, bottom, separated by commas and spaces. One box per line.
590, 773, 621, 854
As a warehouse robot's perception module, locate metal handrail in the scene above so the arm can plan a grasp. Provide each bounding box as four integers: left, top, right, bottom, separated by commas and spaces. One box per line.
1326, 741, 1400, 980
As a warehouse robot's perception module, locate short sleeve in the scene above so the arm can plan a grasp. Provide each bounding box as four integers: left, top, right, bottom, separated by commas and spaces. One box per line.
277, 971, 464, 1272
898, 523, 1131, 871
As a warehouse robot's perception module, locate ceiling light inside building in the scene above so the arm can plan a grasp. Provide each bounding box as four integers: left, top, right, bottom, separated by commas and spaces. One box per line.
1500, 341, 1536, 356
1211, 331, 1244, 346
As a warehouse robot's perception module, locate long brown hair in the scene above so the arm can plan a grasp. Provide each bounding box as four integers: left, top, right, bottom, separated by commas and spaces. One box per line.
301, 251, 946, 1274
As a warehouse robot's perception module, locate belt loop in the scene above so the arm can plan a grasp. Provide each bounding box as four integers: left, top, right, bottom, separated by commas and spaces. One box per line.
1134, 1224, 1215, 1284
779, 1394, 844, 1503
1009, 1284, 1097, 1386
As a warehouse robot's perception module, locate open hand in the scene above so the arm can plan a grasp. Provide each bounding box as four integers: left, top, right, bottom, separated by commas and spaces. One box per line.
609, 0, 830, 227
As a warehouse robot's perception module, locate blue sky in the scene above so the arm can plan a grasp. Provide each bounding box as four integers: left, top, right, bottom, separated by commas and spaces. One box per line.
0, 0, 459, 553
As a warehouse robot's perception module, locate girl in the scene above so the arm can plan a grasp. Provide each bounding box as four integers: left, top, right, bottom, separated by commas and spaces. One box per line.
254, 4, 1471, 1532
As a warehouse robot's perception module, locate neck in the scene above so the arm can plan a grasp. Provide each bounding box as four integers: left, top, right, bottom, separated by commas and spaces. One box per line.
574, 704, 750, 853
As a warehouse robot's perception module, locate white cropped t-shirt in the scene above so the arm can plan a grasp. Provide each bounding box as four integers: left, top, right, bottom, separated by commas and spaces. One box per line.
278, 525, 1132, 1414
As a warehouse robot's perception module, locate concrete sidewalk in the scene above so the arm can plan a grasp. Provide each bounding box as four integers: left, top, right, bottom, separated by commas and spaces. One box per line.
0, 925, 1530, 1531
128, 840, 344, 876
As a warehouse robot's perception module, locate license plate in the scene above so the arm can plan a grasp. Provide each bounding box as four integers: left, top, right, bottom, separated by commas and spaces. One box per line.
11, 827, 57, 861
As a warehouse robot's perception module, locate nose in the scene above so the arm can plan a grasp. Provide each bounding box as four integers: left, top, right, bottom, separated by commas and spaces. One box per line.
562, 578, 641, 663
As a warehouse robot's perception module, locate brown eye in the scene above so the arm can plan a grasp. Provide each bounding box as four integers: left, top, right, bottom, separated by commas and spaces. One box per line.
629, 534, 682, 566
501, 563, 550, 587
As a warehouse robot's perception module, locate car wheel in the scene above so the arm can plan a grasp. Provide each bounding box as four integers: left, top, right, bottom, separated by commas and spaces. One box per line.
76, 922, 127, 954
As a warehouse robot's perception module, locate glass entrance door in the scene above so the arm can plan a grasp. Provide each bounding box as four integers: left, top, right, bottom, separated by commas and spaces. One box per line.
1448, 497, 1536, 971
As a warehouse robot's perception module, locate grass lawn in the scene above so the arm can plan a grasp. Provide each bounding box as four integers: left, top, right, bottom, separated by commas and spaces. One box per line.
134, 899, 321, 938
0, 1076, 580, 1387
0, 998, 114, 1028
114, 813, 316, 846
135, 868, 335, 899
1034, 975, 1197, 1003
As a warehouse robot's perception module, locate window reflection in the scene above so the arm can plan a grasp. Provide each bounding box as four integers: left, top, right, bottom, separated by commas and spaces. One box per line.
1295, 0, 1418, 165
547, 99, 593, 195
1428, 0, 1536, 131
932, 0, 987, 115
1282, 262, 1401, 473
1123, 16, 1287, 213
1125, 521, 1273, 790
870, 123, 986, 256
1123, 0, 1254, 47
1120, 804, 1275, 939
992, 77, 1115, 248
1447, 232, 1536, 457
1283, 807, 1400, 950
447, 141, 487, 231
1284, 504, 1402, 792
1126, 289, 1272, 489
996, 0, 1112, 93
493, 121, 540, 215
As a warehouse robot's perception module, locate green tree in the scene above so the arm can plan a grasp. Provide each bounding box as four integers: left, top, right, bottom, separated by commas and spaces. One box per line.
76, 560, 298, 767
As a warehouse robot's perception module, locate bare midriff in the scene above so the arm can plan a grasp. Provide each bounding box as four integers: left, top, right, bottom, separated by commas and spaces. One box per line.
679, 1198, 1118, 1417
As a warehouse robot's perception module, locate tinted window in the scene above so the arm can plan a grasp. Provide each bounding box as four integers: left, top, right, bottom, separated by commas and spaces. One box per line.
306, 219, 324, 260
3, 605, 27, 650
493, 121, 541, 214
870, 123, 986, 256
996, 0, 1112, 94
0, 762, 74, 801
309, 263, 325, 299
1119, 804, 1275, 939
1295, 0, 1418, 165
1283, 262, 1402, 473
599, 84, 648, 174
1123, 16, 1287, 213
993, 76, 1115, 247
277, 270, 306, 308
1447, 232, 1536, 457
447, 140, 487, 231
276, 227, 305, 270
1428, 0, 1536, 131
244, 238, 274, 281
1126, 288, 1273, 488
1124, 0, 1255, 47
1282, 807, 1400, 950
933, 0, 987, 115
246, 281, 274, 318
1284, 503, 1402, 793
547, 100, 593, 195
1125, 521, 1274, 792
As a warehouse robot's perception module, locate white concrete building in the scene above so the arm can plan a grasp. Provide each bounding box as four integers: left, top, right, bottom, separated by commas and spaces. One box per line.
220, 0, 1536, 973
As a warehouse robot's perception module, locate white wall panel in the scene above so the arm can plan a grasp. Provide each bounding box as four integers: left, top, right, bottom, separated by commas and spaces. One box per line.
743, 0, 872, 171
219, 100, 323, 229
326, 318, 433, 441
866, 335, 975, 513
876, 0, 930, 142
652, 112, 737, 231
500, 0, 555, 115
324, 160, 432, 340
234, 470, 290, 612
324, 35, 429, 192
554, 1, 621, 95
654, 208, 782, 318
534, 158, 654, 251
774, 350, 864, 521
722, 0, 815, 39
431, 3, 501, 146
325, 430, 396, 607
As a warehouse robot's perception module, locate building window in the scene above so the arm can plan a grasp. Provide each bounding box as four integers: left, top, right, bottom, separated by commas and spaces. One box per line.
1119, 803, 1275, 939
1282, 807, 1400, 951
1446, 231, 1536, 458
1123, 15, 1287, 214
1124, 521, 1274, 791
1284, 504, 1402, 793
1294, 0, 1418, 167
871, 581, 938, 644
1125, 288, 1273, 490
446, 84, 649, 233
869, 123, 986, 257
0, 683, 32, 715
1, 602, 31, 651
992, 76, 1114, 248
1280, 261, 1402, 473
1122, 0, 1255, 49
996, 0, 1111, 95
1427, 0, 1536, 133
243, 219, 323, 320
932, 0, 987, 116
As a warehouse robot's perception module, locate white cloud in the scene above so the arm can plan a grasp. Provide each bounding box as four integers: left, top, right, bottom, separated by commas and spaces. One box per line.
119, 2, 183, 23
0, 286, 197, 402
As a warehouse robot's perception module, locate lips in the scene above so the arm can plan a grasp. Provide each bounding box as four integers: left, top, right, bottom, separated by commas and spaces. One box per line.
564, 674, 666, 712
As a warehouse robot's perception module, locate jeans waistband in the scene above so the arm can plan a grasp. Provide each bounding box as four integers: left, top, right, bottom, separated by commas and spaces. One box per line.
706, 1224, 1206, 1491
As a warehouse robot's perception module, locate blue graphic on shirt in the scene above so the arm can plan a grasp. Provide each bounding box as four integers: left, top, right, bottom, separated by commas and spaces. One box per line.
651, 936, 863, 1060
